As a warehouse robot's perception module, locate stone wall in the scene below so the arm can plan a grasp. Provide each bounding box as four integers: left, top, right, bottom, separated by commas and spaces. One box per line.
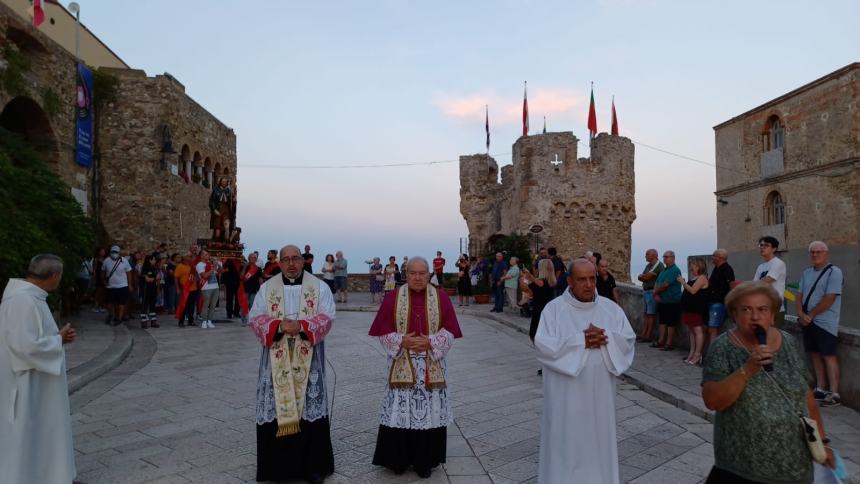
460, 132, 636, 280
0, 2, 89, 198
97, 68, 237, 252
0, 2, 237, 254
712, 63, 859, 331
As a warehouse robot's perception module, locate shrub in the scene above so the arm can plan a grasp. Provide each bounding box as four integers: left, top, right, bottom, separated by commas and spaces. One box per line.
0, 128, 94, 310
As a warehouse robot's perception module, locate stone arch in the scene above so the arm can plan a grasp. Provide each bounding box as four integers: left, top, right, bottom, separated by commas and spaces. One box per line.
192, 151, 203, 184
762, 113, 784, 151
0, 96, 59, 162
203, 157, 213, 188
213, 162, 222, 181
763, 190, 785, 226
179, 144, 191, 181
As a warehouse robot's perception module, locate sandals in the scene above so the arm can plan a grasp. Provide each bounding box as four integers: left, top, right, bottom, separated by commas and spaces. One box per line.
659, 345, 675, 351
649, 341, 663, 348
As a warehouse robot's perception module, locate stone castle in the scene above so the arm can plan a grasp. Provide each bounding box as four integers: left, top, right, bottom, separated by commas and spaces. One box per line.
459, 131, 636, 280
0, 0, 237, 251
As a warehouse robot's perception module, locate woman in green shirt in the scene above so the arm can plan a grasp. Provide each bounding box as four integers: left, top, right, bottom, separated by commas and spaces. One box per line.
702, 282, 834, 483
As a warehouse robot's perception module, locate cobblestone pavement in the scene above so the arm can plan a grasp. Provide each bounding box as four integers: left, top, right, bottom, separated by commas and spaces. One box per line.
71, 304, 722, 483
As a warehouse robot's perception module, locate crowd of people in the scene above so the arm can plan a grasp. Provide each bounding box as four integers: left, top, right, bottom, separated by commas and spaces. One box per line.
2, 235, 846, 484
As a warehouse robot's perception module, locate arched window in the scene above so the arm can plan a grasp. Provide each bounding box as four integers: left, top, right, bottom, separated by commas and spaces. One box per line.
770, 117, 784, 150
762, 115, 784, 151
764, 191, 785, 225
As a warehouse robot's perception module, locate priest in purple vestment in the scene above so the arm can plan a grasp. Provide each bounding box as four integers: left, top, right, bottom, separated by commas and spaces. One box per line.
368, 256, 463, 479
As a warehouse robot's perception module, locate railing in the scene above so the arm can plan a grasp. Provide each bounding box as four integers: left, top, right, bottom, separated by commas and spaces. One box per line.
760, 147, 784, 178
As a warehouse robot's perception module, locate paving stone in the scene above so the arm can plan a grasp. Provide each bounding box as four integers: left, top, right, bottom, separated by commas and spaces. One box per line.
443, 456, 485, 476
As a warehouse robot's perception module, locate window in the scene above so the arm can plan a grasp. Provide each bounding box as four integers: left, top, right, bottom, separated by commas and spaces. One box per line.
762, 115, 784, 151
764, 191, 785, 225
770, 117, 784, 150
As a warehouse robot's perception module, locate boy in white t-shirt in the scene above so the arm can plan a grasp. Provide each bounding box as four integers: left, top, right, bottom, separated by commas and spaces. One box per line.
752, 236, 787, 326
102, 245, 133, 325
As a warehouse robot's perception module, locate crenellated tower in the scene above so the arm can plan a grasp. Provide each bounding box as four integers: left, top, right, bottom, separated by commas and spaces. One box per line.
459, 131, 636, 280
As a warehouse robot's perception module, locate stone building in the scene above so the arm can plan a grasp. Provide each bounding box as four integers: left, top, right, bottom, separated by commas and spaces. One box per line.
714, 63, 859, 406
713, 63, 859, 326
0, 0, 237, 250
460, 131, 636, 280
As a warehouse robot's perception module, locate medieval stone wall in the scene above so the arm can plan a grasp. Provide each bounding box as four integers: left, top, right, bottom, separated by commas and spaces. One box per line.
460, 131, 636, 281
0, 2, 237, 254
97, 69, 237, 251
0, 3, 87, 194
713, 63, 859, 331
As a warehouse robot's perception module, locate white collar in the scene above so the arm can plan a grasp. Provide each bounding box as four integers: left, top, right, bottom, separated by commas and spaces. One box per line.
564, 289, 596, 310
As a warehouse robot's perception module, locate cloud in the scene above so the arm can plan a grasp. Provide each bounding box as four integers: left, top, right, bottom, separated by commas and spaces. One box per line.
434, 87, 587, 125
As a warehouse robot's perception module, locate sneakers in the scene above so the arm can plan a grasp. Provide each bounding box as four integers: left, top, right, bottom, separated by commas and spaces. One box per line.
813, 388, 829, 401
820, 392, 841, 407
201, 320, 215, 329
207, 320, 215, 328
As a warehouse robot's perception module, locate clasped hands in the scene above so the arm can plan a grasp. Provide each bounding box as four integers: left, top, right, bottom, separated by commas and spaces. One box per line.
60, 323, 76, 344
277, 319, 301, 336
797, 311, 813, 326
401, 332, 431, 352
584, 323, 608, 349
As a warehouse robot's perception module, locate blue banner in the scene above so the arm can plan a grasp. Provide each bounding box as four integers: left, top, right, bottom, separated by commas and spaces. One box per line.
75, 64, 93, 167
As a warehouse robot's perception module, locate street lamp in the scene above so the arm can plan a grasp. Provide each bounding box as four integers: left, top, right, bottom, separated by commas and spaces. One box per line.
67, 2, 81, 64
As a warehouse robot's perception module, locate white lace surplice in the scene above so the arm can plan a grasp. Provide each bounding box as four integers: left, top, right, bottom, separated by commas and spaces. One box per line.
377, 329, 455, 429
252, 283, 335, 425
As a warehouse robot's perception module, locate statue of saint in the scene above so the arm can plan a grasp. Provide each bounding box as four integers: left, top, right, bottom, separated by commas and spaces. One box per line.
209, 177, 235, 242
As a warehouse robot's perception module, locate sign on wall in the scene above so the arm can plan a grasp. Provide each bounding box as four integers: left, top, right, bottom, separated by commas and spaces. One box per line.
75, 64, 93, 167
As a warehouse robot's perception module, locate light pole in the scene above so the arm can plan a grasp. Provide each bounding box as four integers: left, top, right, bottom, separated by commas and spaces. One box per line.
68, 2, 81, 64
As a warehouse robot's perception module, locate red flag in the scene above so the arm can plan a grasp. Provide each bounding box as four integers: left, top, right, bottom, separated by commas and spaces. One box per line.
522, 81, 529, 137
32, 0, 45, 28
587, 85, 597, 138
485, 105, 490, 152
611, 97, 619, 136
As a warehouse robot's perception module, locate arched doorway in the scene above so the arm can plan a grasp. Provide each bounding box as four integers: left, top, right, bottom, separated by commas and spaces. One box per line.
0, 96, 59, 162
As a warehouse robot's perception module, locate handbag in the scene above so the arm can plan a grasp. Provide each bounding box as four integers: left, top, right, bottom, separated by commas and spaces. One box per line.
729, 331, 828, 464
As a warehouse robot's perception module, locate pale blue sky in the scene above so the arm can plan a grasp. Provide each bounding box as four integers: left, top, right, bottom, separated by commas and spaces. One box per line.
70, 0, 858, 276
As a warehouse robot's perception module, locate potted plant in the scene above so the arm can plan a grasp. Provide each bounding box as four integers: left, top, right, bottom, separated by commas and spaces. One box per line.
472, 279, 491, 304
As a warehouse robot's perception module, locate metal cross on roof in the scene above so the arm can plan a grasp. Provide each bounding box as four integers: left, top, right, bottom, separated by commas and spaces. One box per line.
550, 154, 563, 166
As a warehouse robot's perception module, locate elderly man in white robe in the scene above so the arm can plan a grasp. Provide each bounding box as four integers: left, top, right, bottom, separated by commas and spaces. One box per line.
248, 244, 336, 484
0, 254, 77, 484
535, 258, 636, 484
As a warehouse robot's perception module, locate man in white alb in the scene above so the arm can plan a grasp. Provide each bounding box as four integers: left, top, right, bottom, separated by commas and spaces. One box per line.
534, 258, 636, 484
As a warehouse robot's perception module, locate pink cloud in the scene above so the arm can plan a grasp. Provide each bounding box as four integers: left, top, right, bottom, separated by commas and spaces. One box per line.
434, 87, 587, 125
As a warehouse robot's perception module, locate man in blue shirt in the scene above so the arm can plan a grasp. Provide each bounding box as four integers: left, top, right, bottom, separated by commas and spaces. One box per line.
490, 252, 508, 313
652, 251, 682, 351
796, 241, 843, 407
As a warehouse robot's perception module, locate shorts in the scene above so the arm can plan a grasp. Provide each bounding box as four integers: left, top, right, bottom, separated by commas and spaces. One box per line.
802, 323, 838, 356
642, 289, 657, 315
657, 303, 681, 327
708, 303, 727, 329
681, 312, 703, 328
334, 276, 348, 290
107, 287, 130, 305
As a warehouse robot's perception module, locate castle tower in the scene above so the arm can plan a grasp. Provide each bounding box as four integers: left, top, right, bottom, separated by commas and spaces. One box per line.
459, 132, 636, 280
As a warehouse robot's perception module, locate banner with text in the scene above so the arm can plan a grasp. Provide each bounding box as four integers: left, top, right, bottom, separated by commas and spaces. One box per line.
75, 64, 93, 167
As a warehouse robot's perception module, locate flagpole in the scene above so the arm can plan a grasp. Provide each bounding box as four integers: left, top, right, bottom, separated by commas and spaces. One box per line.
68, 2, 81, 64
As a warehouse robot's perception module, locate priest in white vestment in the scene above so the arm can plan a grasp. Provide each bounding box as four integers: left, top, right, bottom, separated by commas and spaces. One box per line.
535, 258, 636, 484
0, 255, 77, 484
248, 245, 335, 484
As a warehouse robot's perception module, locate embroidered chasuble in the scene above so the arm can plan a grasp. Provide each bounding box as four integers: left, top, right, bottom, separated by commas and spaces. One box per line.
534, 291, 635, 484
369, 285, 462, 430
249, 272, 334, 434
0, 279, 76, 484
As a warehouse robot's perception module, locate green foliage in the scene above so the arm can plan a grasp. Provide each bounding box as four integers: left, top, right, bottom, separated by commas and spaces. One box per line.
441, 274, 458, 289
40, 87, 62, 117
91, 68, 119, 110
0, 128, 95, 309
0, 45, 31, 95
483, 232, 534, 270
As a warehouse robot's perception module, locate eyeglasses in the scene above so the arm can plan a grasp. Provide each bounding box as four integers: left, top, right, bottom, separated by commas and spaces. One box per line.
280, 256, 303, 263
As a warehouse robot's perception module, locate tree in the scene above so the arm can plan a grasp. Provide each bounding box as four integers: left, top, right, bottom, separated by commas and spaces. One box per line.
0, 128, 95, 310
